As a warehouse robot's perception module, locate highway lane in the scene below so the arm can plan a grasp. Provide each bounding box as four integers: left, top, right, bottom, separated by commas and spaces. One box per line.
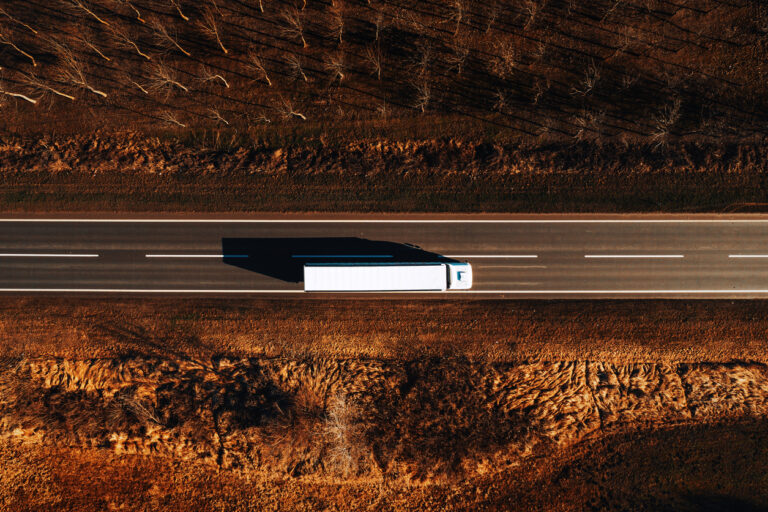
2, 217, 768, 297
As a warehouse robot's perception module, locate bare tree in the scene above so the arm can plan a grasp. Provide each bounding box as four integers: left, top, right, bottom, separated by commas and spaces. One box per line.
493, 89, 506, 112
247, 51, 272, 86
602, 0, 622, 21
112, 395, 163, 426
0, 76, 37, 104
363, 46, 381, 80
148, 61, 189, 95
19, 72, 76, 101
640, 0, 657, 13
570, 60, 600, 96
285, 53, 308, 82
127, 74, 149, 94
72, 31, 111, 61
394, 8, 419, 32
199, 8, 228, 54
244, 111, 271, 124
532, 77, 550, 104
412, 77, 431, 112
611, 25, 635, 59
108, 0, 144, 23
150, 18, 191, 56
376, 101, 388, 118
0, 27, 36, 66
328, 2, 344, 44
170, 0, 190, 21
484, 2, 499, 33
0, 8, 37, 34
197, 64, 230, 87
491, 40, 515, 79
413, 41, 431, 78
537, 116, 555, 137
572, 109, 605, 142
446, 38, 470, 75
448, 0, 463, 36
522, 0, 546, 30
280, 7, 307, 48
51, 40, 107, 97
208, 108, 229, 125
321, 394, 366, 477
109, 25, 151, 60
621, 71, 639, 90
275, 95, 306, 120
373, 12, 385, 41
323, 52, 345, 82
66, 0, 111, 26
650, 98, 681, 148
159, 110, 185, 127
209, 0, 224, 17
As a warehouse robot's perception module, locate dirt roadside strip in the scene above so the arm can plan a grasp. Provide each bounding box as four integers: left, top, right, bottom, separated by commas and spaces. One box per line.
3, 213, 768, 220
3, 137, 768, 214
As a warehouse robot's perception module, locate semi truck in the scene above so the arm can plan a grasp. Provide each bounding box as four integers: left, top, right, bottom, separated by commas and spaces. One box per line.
303, 262, 472, 292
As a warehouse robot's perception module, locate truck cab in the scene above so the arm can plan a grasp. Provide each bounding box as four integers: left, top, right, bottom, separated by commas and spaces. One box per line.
447, 263, 473, 290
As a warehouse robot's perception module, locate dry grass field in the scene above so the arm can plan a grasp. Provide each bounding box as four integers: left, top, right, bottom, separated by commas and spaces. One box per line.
2, 298, 768, 510
4, 134, 768, 212
4, 421, 768, 511
2, 297, 768, 361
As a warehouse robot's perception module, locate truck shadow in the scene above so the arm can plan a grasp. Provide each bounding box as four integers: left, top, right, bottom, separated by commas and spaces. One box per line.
221, 237, 454, 282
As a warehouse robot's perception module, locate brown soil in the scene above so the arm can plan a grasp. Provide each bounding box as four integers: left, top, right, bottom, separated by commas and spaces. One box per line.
2, 134, 768, 212
2, 297, 768, 363
2, 355, 768, 510
2, 298, 768, 510
1, 0, 768, 212
460, 419, 768, 511
5, 419, 768, 511
1, 0, 766, 140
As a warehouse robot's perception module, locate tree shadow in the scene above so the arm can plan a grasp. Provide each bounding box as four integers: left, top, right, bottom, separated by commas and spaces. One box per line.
676, 494, 768, 512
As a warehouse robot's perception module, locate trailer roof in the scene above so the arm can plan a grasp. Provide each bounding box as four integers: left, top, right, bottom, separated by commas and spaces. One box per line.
304, 264, 447, 291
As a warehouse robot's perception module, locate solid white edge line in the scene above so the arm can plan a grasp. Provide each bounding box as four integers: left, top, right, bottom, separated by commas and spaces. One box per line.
477, 265, 547, 268
445, 255, 538, 258
584, 254, 684, 259
0, 253, 99, 258
0, 288, 767, 294
465, 290, 768, 293
1, 219, 768, 223
0, 289, 301, 293
145, 254, 247, 258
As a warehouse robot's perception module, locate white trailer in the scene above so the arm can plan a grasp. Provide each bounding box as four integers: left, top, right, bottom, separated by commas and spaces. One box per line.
303, 262, 472, 292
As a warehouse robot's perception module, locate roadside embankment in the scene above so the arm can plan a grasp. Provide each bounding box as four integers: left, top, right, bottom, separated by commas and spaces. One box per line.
2, 135, 768, 212
2, 356, 767, 481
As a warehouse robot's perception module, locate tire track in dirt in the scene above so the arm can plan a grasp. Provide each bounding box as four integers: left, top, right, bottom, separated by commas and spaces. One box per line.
1, 357, 767, 480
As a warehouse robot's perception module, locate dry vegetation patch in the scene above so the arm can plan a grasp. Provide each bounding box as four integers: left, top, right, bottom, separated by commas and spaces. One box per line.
1, 298, 768, 509
5, 420, 768, 511
0, 0, 767, 211
2, 355, 768, 483
1, 298, 767, 362
2, 134, 768, 211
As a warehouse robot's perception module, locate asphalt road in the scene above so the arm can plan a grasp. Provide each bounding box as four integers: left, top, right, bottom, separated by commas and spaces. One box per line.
3, 216, 768, 297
